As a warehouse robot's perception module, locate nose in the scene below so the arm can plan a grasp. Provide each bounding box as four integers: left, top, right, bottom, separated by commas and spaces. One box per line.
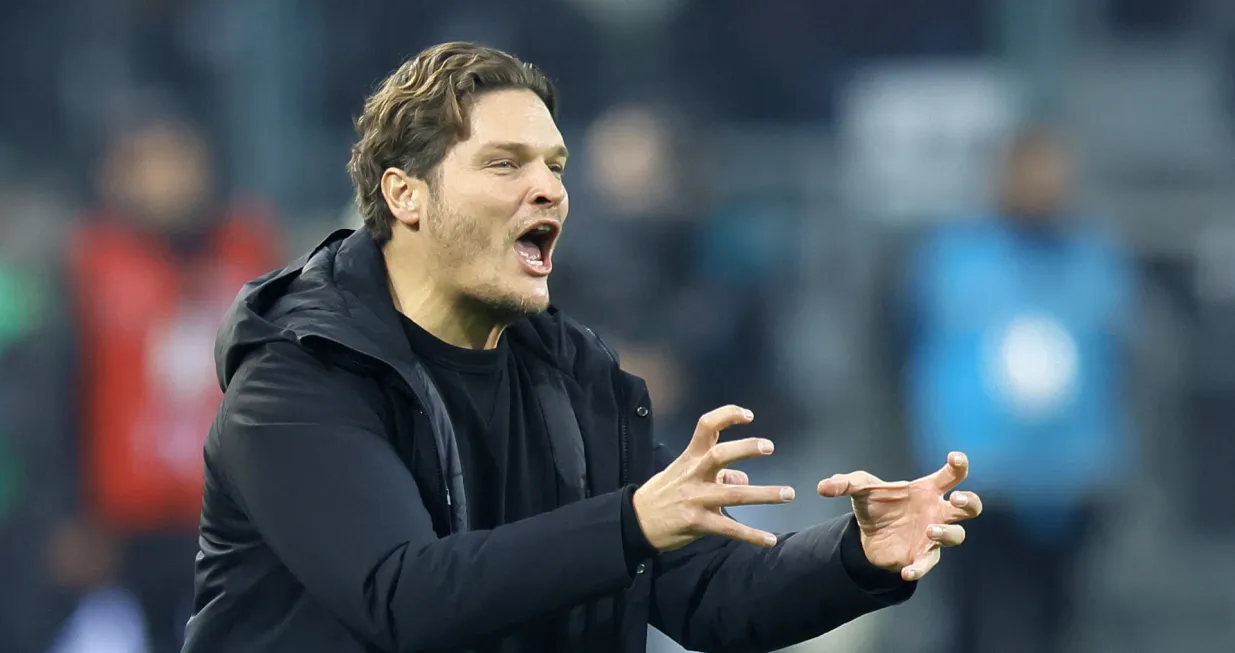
529, 162, 566, 207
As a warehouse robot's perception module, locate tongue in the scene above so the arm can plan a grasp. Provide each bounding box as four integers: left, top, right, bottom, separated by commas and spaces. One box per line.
515, 238, 542, 262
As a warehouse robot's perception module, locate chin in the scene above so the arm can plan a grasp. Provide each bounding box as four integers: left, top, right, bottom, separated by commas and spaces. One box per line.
469, 284, 550, 321
493, 297, 549, 321
510, 277, 551, 312
513, 289, 551, 315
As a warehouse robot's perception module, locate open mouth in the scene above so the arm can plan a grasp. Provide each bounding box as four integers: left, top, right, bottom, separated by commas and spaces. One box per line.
513, 220, 560, 276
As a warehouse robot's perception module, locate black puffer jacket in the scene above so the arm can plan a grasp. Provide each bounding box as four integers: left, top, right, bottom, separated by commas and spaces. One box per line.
182, 229, 914, 653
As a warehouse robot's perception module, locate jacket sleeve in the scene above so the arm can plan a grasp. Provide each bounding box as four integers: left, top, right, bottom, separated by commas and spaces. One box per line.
213, 342, 639, 652
648, 443, 915, 653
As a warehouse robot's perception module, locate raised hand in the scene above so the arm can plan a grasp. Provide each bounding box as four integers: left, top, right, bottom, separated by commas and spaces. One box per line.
818, 452, 983, 581
632, 405, 796, 551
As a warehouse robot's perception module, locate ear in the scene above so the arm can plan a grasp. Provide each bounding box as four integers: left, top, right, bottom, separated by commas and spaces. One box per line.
381, 168, 430, 229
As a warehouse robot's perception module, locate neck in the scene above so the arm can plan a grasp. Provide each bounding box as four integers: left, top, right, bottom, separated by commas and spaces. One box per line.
383, 245, 506, 350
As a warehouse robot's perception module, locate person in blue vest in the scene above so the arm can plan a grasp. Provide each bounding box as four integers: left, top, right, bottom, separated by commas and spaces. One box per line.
891, 126, 1139, 653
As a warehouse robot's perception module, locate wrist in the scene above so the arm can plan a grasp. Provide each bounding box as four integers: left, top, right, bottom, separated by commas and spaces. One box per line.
622, 486, 658, 563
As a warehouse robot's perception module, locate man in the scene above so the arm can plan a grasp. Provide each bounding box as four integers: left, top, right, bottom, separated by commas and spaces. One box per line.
882, 127, 1137, 653
64, 115, 281, 653
184, 42, 982, 653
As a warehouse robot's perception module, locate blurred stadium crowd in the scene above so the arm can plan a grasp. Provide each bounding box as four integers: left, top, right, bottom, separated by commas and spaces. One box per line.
3, 0, 1235, 652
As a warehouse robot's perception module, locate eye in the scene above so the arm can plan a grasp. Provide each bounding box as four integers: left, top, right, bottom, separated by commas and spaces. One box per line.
490, 160, 518, 171
548, 163, 566, 175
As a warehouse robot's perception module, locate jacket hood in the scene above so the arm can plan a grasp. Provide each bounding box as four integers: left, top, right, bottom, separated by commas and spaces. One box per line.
215, 229, 414, 390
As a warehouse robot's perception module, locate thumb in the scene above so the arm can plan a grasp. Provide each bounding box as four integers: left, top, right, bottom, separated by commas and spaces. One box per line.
817, 471, 884, 497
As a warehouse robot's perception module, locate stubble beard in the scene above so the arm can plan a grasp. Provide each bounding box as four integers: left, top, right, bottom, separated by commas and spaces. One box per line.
426, 198, 549, 324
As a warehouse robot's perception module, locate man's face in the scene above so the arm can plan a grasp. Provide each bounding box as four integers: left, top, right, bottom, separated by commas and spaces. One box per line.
102, 123, 213, 230
1005, 143, 1072, 221
420, 89, 569, 318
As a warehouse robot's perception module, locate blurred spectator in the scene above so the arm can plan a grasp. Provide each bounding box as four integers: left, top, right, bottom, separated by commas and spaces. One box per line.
554, 103, 694, 334
0, 181, 80, 653
556, 103, 799, 439
679, 196, 802, 438
552, 104, 702, 444
882, 127, 1140, 653
60, 115, 281, 653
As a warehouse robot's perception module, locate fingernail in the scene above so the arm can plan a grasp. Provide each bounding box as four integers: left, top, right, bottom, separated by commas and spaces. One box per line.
950, 453, 964, 465
742, 409, 754, 420
780, 487, 795, 501
758, 439, 774, 454
905, 568, 918, 581
763, 534, 777, 546
928, 526, 943, 538
953, 494, 969, 507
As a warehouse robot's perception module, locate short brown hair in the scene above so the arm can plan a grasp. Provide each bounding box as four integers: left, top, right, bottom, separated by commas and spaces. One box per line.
347, 42, 558, 245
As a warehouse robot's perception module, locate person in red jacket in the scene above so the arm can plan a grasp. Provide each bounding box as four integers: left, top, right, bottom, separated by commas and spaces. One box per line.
63, 114, 281, 653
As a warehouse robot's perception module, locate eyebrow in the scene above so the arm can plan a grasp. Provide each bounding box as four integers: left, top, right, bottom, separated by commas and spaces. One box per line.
480, 141, 569, 161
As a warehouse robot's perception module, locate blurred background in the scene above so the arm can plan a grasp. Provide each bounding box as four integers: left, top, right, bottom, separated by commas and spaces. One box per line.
2, 0, 1234, 652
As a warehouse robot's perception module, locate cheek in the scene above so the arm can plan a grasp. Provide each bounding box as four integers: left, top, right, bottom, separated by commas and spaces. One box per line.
435, 217, 508, 275
441, 220, 494, 254
433, 179, 521, 260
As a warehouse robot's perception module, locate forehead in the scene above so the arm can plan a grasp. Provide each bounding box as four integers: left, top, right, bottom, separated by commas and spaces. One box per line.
460, 89, 564, 152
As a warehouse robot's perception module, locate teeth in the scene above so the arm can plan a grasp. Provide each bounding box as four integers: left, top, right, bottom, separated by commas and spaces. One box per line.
533, 224, 552, 233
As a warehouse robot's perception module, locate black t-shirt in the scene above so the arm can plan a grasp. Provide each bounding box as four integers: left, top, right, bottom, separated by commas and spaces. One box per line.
400, 316, 562, 529
399, 317, 653, 559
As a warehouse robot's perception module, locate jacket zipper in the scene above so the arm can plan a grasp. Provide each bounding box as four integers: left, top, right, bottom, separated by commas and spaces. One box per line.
585, 327, 631, 486
619, 412, 630, 486
417, 405, 453, 533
